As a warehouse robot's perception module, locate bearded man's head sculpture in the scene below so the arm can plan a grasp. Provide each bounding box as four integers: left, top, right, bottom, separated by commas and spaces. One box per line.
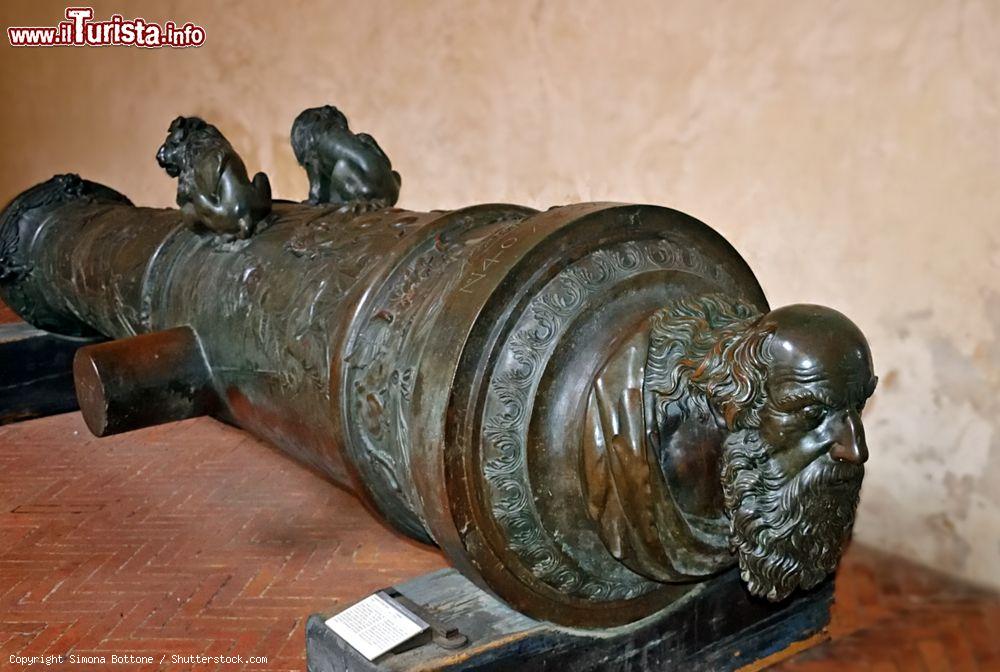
583, 293, 876, 602
647, 295, 876, 599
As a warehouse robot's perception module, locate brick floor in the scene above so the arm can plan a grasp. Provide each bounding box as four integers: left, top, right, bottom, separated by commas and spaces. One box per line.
774, 548, 1000, 671
0, 303, 19, 324
0, 413, 447, 671
1, 412, 997, 671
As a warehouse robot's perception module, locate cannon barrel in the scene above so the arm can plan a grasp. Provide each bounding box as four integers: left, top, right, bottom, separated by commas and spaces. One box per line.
1, 174, 786, 626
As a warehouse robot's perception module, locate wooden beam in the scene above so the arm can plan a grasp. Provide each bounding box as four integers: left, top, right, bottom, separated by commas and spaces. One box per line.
0, 323, 103, 424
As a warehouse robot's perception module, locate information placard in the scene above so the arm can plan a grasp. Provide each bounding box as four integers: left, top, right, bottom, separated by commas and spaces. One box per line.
325, 592, 430, 661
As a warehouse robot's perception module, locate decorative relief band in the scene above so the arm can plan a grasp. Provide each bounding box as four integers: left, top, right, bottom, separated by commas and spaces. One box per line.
481, 236, 744, 600
344, 209, 532, 538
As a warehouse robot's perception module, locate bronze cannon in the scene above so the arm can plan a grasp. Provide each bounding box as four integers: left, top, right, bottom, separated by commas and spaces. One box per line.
0, 110, 875, 629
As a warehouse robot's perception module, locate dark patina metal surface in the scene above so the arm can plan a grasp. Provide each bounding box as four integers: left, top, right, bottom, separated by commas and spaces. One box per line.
0, 109, 876, 628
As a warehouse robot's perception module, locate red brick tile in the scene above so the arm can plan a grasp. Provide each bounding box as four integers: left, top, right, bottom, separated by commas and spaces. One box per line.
0, 413, 446, 670
2, 410, 997, 670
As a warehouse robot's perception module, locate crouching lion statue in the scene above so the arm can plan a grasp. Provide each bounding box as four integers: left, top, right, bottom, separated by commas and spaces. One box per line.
290, 105, 401, 207
156, 116, 272, 240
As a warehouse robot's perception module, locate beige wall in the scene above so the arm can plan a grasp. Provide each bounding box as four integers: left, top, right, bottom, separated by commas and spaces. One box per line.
2, 0, 998, 588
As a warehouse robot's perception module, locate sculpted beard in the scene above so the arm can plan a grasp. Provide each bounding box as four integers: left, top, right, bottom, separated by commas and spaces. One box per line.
721, 430, 864, 601
646, 294, 866, 599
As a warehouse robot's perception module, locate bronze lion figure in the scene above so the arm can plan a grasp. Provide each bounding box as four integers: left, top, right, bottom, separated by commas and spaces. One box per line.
291, 105, 401, 207
156, 116, 271, 240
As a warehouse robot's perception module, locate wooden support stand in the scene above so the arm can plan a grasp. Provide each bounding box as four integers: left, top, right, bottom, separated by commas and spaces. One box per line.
0, 323, 101, 424
306, 567, 833, 672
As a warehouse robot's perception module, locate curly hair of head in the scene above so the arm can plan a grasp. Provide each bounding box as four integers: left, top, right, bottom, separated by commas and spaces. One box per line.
645, 293, 773, 430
